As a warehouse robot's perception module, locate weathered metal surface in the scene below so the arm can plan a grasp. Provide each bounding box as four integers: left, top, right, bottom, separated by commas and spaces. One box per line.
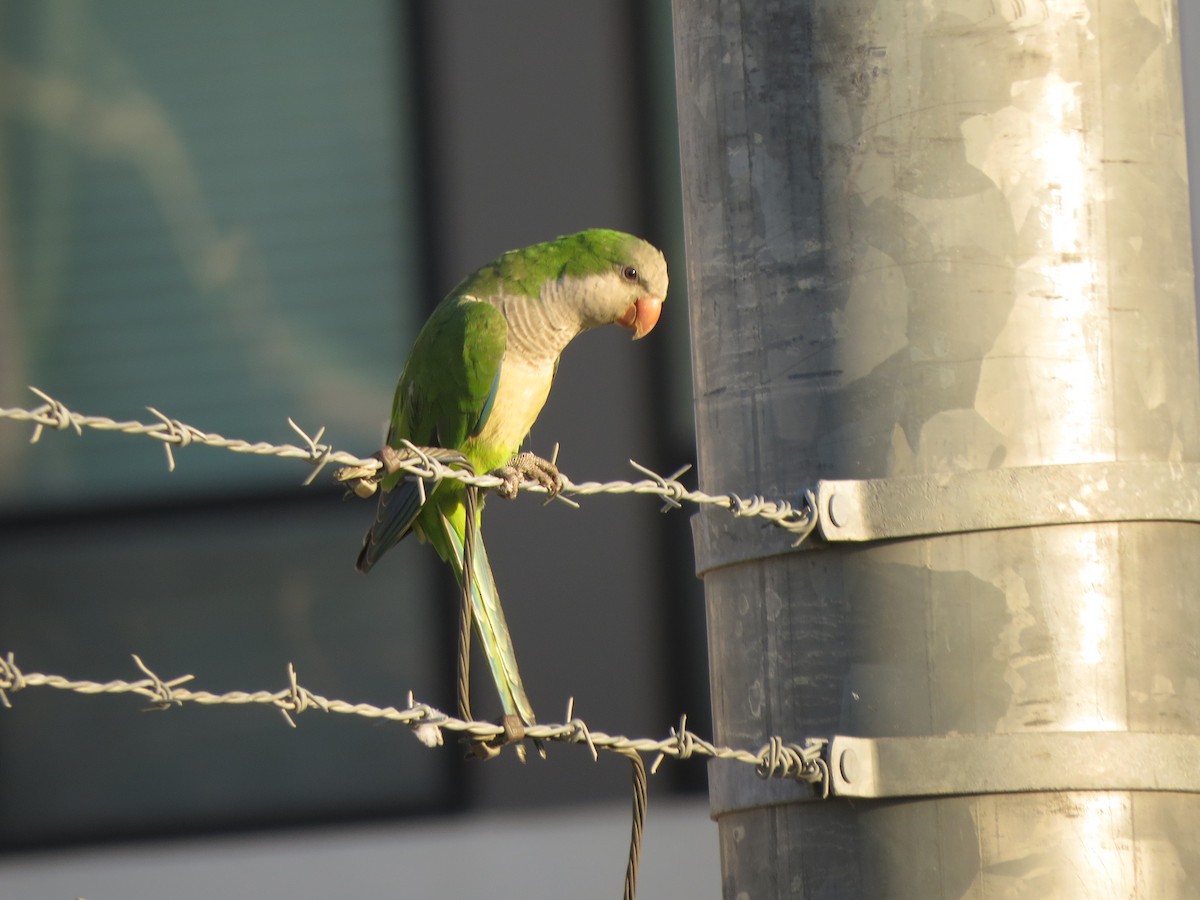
674, 0, 1200, 896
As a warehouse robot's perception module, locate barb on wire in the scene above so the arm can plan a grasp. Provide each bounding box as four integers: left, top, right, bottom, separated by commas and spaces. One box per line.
3, 387, 376, 475
0, 389, 818, 543
0, 652, 830, 789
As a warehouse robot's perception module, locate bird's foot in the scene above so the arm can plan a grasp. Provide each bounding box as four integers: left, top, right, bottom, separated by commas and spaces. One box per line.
488, 451, 563, 500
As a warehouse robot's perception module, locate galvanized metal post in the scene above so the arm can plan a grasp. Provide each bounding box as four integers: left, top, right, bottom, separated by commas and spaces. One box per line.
674, 2, 1200, 896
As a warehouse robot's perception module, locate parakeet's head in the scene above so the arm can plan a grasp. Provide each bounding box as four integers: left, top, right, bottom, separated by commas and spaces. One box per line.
462, 229, 668, 348
567, 229, 668, 340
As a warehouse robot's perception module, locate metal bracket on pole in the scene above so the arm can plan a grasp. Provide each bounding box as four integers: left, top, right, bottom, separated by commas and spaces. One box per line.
816, 460, 1200, 542
693, 461, 1200, 575
708, 732, 1200, 817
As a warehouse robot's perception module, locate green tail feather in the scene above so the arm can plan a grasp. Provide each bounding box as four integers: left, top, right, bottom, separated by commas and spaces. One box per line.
436, 508, 537, 726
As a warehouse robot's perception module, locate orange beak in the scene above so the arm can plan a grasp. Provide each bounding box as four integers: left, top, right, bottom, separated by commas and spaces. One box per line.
617, 295, 664, 340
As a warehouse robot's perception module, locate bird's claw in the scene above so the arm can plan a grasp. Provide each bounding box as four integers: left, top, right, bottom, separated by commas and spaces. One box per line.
488, 451, 563, 500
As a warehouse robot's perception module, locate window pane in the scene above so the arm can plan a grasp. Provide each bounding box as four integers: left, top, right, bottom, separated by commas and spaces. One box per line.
0, 1, 444, 846
0, 0, 414, 510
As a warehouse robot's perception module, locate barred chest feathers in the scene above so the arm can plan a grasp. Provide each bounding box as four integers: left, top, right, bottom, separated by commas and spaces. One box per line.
473, 352, 557, 459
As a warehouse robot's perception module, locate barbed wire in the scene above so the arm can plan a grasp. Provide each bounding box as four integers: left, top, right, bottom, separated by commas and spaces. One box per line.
0, 388, 817, 542
0, 389, 821, 898
0, 651, 829, 787
0, 648, 829, 899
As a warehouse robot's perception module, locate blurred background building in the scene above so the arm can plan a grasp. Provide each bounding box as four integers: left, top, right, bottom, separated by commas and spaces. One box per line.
0, 1, 714, 897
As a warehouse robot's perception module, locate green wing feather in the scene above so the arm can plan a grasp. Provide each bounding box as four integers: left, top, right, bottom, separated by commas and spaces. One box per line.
357, 298, 507, 570
388, 297, 508, 474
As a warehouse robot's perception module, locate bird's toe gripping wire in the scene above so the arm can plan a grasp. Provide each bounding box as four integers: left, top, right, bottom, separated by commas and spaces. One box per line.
488, 449, 564, 500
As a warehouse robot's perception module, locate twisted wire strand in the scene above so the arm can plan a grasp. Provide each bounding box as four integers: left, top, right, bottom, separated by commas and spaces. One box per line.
0, 389, 817, 541
618, 748, 648, 900
0, 652, 829, 787
459, 484, 478, 726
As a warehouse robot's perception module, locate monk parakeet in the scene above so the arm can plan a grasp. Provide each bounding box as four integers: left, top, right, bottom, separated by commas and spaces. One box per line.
357, 229, 668, 728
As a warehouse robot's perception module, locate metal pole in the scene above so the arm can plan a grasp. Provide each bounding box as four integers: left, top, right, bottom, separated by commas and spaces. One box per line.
673, 2, 1200, 896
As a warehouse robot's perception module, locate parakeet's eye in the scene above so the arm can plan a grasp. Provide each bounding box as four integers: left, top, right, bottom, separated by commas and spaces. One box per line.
621, 265, 639, 283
